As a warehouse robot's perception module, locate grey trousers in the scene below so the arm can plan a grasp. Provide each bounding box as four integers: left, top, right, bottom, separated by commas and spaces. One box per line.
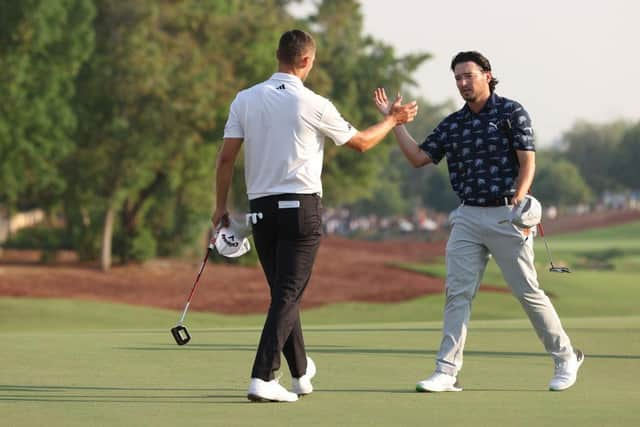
435, 204, 574, 376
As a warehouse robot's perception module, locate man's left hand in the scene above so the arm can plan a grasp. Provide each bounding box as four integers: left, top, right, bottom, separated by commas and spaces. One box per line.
211, 210, 230, 229
511, 193, 526, 206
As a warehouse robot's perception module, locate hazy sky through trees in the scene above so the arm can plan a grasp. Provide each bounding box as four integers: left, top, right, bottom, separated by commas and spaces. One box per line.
291, 0, 639, 146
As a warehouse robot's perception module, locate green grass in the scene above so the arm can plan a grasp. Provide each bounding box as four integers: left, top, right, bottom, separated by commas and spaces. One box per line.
1, 314, 639, 426
2, 221, 640, 426
394, 220, 640, 318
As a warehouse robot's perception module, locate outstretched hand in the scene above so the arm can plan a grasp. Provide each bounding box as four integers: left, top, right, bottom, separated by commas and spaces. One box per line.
373, 87, 418, 125
373, 88, 391, 115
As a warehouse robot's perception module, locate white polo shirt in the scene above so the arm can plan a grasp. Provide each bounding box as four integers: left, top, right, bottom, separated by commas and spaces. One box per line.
223, 72, 358, 200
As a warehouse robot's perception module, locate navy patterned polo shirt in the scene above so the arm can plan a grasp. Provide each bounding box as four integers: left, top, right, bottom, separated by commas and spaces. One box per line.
419, 92, 535, 205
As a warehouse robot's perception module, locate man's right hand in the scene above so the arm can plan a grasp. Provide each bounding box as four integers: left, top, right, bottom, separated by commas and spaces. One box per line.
389, 97, 418, 125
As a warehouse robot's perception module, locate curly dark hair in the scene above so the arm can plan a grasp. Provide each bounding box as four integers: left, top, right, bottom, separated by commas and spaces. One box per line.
450, 51, 499, 92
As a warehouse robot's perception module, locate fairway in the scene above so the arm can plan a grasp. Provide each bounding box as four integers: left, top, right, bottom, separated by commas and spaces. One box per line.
2, 314, 639, 426
3, 0, 639, 425
3, 222, 640, 426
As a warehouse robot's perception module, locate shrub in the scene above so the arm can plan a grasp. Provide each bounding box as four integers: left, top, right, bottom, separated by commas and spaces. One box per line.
4, 227, 72, 251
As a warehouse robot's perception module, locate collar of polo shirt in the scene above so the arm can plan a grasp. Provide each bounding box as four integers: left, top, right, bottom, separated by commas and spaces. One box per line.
271, 72, 304, 86
462, 91, 498, 118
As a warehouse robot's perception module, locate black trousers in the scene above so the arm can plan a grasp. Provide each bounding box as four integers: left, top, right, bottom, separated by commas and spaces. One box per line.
249, 193, 322, 381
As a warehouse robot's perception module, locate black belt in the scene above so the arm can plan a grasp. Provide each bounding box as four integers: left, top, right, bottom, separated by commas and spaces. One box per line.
462, 198, 510, 207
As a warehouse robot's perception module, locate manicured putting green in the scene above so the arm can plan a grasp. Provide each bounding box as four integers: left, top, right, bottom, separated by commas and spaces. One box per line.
2, 312, 639, 426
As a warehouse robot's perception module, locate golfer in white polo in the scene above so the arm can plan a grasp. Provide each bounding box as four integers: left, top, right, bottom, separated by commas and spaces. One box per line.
212, 29, 418, 402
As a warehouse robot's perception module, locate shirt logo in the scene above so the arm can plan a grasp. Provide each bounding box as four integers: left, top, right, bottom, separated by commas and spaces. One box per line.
276, 84, 286, 90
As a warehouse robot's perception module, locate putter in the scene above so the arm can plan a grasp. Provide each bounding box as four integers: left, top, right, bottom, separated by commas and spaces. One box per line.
537, 222, 571, 273
171, 235, 217, 345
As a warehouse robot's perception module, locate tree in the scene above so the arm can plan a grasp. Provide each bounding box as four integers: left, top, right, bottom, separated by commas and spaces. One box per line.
559, 120, 629, 194
533, 158, 592, 206
350, 163, 410, 217
67, 0, 297, 269
392, 98, 456, 213
308, 0, 431, 206
0, 0, 95, 213
48, 0, 436, 268
612, 121, 640, 190
68, 1, 217, 268
420, 165, 460, 213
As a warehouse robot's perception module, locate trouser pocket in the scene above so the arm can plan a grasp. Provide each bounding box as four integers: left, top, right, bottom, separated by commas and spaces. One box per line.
277, 195, 321, 238
250, 194, 322, 239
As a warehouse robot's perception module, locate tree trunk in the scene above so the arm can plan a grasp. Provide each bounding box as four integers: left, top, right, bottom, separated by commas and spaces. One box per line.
101, 203, 116, 271
122, 172, 165, 234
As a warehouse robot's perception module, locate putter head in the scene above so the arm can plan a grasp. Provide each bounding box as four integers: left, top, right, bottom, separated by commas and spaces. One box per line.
171, 325, 191, 345
549, 265, 571, 273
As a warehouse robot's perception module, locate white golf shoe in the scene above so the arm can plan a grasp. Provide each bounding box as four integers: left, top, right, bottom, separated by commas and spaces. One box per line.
292, 356, 316, 396
549, 349, 584, 391
247, 378, 298, 402
416, 371, 462, 392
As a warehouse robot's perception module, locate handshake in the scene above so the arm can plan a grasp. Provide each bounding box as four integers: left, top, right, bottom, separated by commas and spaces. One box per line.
373, 87, 418, 126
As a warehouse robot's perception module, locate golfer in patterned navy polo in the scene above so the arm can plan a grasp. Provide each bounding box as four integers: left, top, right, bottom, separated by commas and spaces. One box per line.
374, 51, 583, 392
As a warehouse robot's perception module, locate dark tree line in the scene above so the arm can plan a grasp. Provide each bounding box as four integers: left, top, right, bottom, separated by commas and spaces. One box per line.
1, 0, 637, 268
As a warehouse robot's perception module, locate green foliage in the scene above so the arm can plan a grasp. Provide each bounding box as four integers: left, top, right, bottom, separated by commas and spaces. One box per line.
66, 0, 260, 263
125, 227, 157, 262
309, 0, 432, 206
57, 0, 436, 264
613, 121, 640, 189
378, 98, 455, 215
534, 157, 592, 206
420, 163, 460, 213
330, 89, 453, 216
558, 120, 629, 194
3, 226, 72, 251
351, 176, 411, 217
0, 0, 95, 210
2, 0, 638, 269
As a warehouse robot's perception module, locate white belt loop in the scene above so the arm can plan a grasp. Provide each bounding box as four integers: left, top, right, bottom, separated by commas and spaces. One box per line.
246, 212, 263, 226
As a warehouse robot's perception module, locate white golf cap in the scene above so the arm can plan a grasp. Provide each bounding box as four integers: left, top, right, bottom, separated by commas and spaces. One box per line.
214, 219, 251, 258
510, 195, 542, 228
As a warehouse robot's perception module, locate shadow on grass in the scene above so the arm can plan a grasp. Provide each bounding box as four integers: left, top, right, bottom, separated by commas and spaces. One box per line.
573, 247, 640, 271
117, 344, 640, 360
0, 384, 546, 402
159, 326, 640, 334
0, 384, 248, 404
319, 387, 545, 393
160, 327, 444, 333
